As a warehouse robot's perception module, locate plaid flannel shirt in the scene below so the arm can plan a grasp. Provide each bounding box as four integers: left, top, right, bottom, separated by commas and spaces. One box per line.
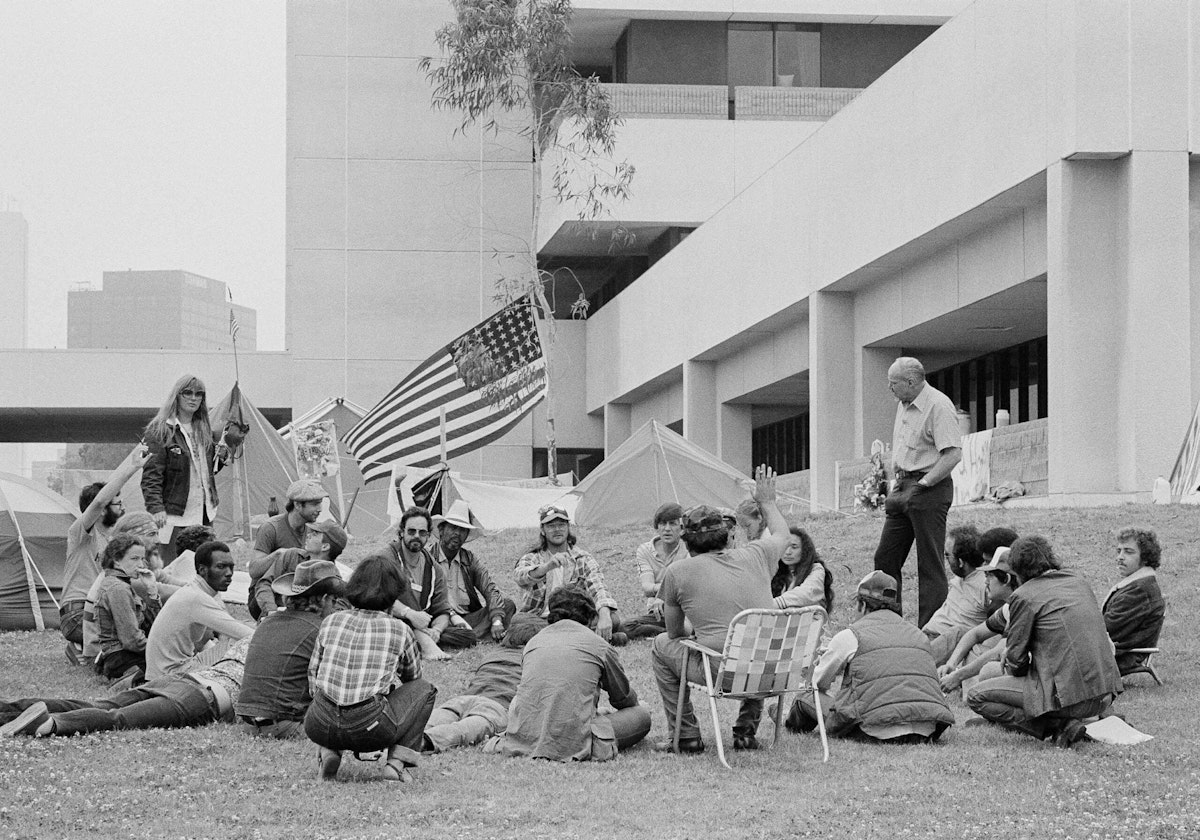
513, 546, 618, 615
308, 609, 422, 707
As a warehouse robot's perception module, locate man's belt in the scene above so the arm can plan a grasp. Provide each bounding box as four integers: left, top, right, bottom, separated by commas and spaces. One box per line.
59, 600, 87, 613
895, 469, 928, 480
188, 673, 234, 720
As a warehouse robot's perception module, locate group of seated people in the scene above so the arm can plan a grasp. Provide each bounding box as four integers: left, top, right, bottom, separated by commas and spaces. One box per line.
0, 460, 1168, 780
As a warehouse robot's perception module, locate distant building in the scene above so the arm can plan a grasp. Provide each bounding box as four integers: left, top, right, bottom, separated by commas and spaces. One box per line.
68, 270, 257, 351
0, 211, 28, 350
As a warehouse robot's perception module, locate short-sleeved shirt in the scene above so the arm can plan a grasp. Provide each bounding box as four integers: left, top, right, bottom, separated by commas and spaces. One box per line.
891, 382, 961, 472
253, 513, 306, 556
634, 537, 689, 597
63, 519, 110, 603
922, 569, 988, 637
659, 541, 781, 652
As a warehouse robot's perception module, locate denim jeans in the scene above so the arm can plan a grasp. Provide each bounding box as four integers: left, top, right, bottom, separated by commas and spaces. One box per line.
304, 679, 436, 766
652, 633, 762, 741
0, 676, 216, 736
967, 675, 1110, 739
59, 601, 86, 646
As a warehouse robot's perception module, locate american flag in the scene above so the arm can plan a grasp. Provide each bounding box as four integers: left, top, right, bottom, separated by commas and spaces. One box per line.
229, 309, 241, 343
345, 300, 547, 482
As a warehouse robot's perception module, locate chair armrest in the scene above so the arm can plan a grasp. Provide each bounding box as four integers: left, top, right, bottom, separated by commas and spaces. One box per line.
680, 639, 723, 659
1127, 647, 1159, 654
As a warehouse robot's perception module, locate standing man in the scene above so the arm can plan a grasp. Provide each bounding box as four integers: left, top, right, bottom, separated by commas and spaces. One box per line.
60, 446, 150, 658
247, 480, 328, 621
652, 466, 790, 753
873, 357, 961, 627
624, 502, 689, 640
514, 504, 626, 646
429, 500, 516, 643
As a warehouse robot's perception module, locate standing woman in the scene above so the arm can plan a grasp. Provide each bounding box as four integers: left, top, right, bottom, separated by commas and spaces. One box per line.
141, 374, 231, 564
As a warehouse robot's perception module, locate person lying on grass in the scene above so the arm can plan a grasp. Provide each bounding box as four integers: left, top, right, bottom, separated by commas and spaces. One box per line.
966, 535, 1122, 749
785, 571, 954, 744
1104, 527, 1166, 677
0, 637, 250, 739
422, 613, 546, 753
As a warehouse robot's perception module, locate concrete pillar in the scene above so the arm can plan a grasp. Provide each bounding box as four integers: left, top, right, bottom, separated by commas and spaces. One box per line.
1047, 154, 1191, 501
683, 360, 718, 455
603, 402, 631, 457
808, 291, 857, 513
718, 403, 752, 473
860, 346, 898, 458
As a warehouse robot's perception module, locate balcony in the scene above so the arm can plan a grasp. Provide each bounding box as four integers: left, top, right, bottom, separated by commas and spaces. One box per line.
600, 83, 862, 121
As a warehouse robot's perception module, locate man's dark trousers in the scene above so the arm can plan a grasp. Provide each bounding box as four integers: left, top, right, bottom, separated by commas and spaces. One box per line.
872, 474, 952, 627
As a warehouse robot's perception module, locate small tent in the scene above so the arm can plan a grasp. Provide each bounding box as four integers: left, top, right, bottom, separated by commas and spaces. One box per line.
0, 473, 75, 630
390, 464, 576, 532
568, 421, 751, 528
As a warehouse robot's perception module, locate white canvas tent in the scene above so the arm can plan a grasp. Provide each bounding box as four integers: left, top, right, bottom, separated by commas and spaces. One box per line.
568, 420, 752, 528
390, 465, 576, 532
0, 473, 74, 631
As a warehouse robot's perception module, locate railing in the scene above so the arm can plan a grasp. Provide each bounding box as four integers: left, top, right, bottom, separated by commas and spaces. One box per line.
600, 83, 863, 121
734, 86, 862, 121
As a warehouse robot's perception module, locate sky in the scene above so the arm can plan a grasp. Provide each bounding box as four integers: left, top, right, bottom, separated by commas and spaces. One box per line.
0, 2, 287, 349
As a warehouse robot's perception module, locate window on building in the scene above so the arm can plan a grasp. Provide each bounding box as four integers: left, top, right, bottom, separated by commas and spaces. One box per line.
751, 412, 809, 475
773, 25, 820, 87
925, 336, 1048, 432
532, 447, 605, 482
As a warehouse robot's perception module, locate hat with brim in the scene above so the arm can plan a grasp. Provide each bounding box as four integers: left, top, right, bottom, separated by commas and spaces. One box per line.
683, 505, 727, 534
538, 504, 570, 525
272, 559, 343, 598
981, 546, 1014, 577
431, 499, 480, 542
857, 570, 899, 608
306, 520, 349, 553
287, 479, 328, 503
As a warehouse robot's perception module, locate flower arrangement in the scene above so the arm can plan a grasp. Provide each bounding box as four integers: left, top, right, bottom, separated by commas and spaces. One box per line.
853, 447, 889, 511
293, 421, 339, 479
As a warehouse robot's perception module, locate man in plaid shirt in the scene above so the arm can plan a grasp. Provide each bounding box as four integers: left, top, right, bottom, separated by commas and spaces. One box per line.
513, 505, 628, 646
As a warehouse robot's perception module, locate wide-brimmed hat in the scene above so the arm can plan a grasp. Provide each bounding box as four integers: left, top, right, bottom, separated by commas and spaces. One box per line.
538, 504, 570, 525
286, 479, 328, 503
857, 570, 899, 608
432, 499, 480, 541
272, 559, 343, 598
306, 520, 349, 553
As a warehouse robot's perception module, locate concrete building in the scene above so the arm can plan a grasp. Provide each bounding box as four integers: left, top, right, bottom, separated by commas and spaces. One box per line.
0, 211, 29, 474
68, 270, 257, 352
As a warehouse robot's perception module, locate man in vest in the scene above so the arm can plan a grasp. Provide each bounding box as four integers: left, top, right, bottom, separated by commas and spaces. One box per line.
785, 570, 954, 743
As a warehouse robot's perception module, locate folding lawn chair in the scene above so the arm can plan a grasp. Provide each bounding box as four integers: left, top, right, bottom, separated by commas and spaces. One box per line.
1123, 647, 1163, 686
673, 605, 828, 768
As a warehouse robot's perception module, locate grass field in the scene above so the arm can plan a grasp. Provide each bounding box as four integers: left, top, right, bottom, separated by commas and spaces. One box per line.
2, 504, 1198, 839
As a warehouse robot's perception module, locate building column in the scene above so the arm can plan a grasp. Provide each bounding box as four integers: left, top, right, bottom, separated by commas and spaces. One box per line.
718, 403, 752, 473
603, 402, 631, 457
1047, 153, 1192, 501
808, 291, 857, 513
683, 360, 718, 455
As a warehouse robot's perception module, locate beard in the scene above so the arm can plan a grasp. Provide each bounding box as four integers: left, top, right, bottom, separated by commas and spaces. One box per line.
404, 537, 425, 554
101, 509, 121, 528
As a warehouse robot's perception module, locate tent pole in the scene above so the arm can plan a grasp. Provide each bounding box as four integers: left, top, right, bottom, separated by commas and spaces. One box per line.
0, 485, 55, 629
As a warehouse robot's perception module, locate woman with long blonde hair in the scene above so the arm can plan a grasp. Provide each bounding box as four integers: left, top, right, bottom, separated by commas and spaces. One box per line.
140, 374, 231, 563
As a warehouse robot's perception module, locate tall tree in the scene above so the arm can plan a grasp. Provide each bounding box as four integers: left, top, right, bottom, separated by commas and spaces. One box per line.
420, 0, 633, 479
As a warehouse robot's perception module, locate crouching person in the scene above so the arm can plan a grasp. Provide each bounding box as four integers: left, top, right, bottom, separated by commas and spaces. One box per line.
304, 551, 437, 783
485, 586, 651, 761
786, 571, 954, 744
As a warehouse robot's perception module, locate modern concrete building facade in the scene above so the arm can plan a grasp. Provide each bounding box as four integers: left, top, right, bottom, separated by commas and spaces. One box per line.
68, 270, 257, 352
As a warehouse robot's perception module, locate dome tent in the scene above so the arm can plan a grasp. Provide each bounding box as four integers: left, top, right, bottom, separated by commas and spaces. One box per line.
0, 472, 75, 631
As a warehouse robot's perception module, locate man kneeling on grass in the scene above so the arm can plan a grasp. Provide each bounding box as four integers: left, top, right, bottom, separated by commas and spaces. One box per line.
1, 638, 251, 738
785, 571, 954, 744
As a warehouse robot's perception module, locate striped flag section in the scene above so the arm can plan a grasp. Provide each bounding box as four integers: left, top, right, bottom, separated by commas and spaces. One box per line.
344, 300, 547, 482
229, 309, 241, 343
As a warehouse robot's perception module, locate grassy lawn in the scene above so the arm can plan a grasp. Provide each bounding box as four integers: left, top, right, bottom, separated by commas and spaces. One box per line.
2, 504, 1198, 839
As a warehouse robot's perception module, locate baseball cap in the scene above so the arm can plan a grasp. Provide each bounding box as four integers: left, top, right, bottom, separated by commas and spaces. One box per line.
307, 520, 349, 553
857, 570, 899, 607
538, 504, 570, 525
683, 505, 727, 534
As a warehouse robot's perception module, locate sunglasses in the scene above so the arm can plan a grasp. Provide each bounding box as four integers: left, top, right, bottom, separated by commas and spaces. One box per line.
180, 389, 205, 399
987, 570, 1013, 586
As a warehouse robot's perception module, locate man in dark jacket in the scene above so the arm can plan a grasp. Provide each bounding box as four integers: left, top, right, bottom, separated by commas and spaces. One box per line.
967, 535, 1122, 748
786, 570, 954, 743
429, 500, 516, 643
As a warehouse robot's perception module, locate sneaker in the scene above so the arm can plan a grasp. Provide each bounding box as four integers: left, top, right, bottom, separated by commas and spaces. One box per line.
732, 734, 759, 751
318, 747, 342, 780
653, 736, 705, 754
0, 702, 50, 738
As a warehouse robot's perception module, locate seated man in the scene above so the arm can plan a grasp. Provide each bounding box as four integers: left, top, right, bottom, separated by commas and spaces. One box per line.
938, 546, 1020, 694
422, 613, 546, 753
653, 467, 790, 754
158, 525, 216, 586
624, 502, 689, 640
429, 500, 516, 643
786, 571, 954, 743
1105, 527, 1166, 675
967, 535, 1122, 748
1, 637, 251, 738
247, 479, 328, 621
236, 560, 347, 739
145, 541, 253, 680
486, 587, 650, 761
922, 524, 988, 665
251, 520, 348, 620
387, 506, 467, 660
514, 504, 626, 646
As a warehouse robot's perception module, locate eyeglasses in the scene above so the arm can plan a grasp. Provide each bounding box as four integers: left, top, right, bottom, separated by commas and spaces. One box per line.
403, 528, 429, 538
180, 389, 205, 399
987, 570, 1012, 586
107, 500, 125, 509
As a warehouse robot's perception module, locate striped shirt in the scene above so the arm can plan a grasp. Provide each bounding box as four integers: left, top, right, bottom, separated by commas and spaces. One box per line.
308, 609, 422, 707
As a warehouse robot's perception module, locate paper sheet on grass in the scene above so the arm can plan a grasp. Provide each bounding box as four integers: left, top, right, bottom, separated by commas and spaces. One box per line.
1085, 716, 1154, 745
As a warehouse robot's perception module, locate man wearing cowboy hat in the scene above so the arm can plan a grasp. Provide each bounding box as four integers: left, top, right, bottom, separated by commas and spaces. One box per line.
430, 500, 516, 643
247, 479, 329, 620
236, 559, 348, 739
784, 570, 954, 743
251, 520, 349, 621
514, 503, 627, 646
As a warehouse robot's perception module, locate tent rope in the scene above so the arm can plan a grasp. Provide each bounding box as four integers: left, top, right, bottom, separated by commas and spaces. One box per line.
652, 422, 681, 502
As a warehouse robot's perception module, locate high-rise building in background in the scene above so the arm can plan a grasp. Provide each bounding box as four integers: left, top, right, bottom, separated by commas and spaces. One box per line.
68, 270, 257, 351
